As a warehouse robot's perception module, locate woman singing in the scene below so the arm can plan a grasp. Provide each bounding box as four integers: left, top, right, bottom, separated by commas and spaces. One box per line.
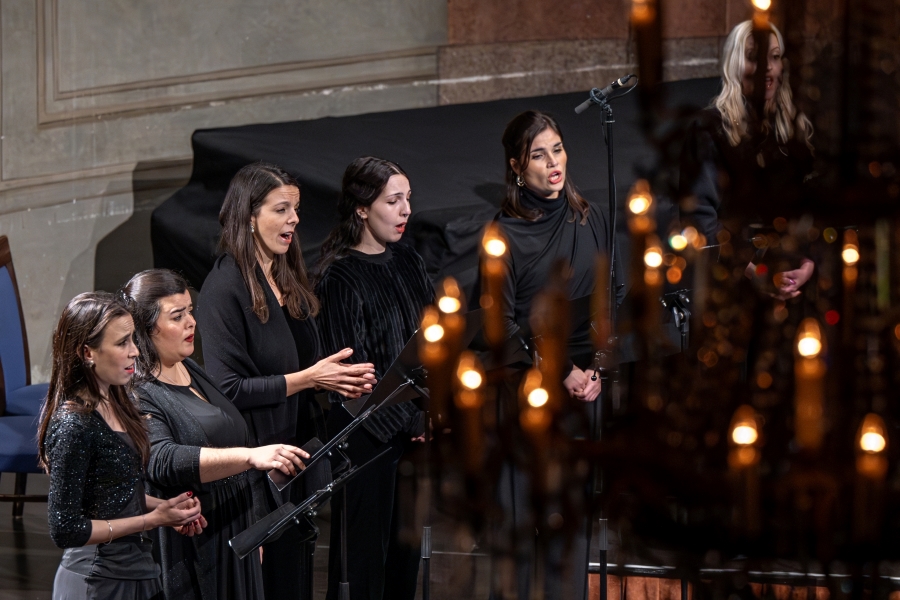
198, 162, 375, 600
680, 20, 815, 299
125, 269, 309, 600
315, 156, 434, 600
38, 292, 203, 600
482, 110, 619, 600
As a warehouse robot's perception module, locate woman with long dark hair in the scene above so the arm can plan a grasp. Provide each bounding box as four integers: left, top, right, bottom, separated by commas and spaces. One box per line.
315, 156, 434, 600
38, 292, 202, 599
124, 268, 309, 600
198, 162, 374, 599
481, 110, 619, 600
680, 20, 815, 299
497, 110, 614, 398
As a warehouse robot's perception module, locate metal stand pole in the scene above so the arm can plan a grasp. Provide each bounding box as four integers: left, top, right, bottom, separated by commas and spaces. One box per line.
339, 486, 350, 600
599, 518, 609, 600
421, 525, 432, 600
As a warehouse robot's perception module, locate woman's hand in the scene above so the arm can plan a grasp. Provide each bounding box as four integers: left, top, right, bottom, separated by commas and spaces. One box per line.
305, 348, 377, 398
247, 444, 309, 476
174, 514, 208, 536
774, 259, 814, 300
146, 491, 203, 529
563, 367, 587, 400
579, 370, 602, 402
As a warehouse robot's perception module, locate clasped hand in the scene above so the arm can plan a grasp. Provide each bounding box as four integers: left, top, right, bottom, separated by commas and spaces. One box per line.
564, 366, 601, 402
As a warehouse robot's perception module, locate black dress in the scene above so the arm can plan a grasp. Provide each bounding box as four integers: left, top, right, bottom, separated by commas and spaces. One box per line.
476, 187, 616, 600
198, 252, 322, 600
137, 359, 264, 600
679, 107, 814, 255
45, 406, 161, 600
315, 243, 434, 600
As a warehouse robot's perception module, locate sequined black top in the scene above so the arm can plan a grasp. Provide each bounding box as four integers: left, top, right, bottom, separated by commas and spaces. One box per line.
45, 406, 144, 549
315, 243, 434, 443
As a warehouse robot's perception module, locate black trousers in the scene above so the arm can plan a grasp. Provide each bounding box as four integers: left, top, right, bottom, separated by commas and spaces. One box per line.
325, 406, 421, 600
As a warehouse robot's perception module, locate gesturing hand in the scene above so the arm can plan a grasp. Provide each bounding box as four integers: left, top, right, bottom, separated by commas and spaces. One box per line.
248, 444, 309, 476
309, 348, 377, 398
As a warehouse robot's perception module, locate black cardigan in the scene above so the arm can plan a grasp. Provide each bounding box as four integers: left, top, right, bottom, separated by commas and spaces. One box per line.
44, 407, 145, 548
198, 253, 316, 447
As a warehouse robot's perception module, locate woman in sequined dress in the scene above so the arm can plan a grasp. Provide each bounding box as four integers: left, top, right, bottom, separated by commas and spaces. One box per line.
124, 268, 309, 600
38, 292, 204, 600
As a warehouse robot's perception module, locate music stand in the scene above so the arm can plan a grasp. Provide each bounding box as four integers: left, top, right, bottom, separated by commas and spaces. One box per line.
229, 447, 393, 559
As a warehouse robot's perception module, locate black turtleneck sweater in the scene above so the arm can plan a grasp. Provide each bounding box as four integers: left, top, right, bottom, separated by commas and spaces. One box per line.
315, 243, 435, 443
495, 187, 615, 368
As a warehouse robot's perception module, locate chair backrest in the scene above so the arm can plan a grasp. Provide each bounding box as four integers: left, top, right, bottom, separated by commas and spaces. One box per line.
0, 236, 31, 411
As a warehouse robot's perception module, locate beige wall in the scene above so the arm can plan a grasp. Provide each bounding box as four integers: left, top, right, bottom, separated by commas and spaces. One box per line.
1, 0, 739, 383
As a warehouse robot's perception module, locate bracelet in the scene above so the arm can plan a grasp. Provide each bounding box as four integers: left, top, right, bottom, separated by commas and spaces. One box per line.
105, 519, 113, 544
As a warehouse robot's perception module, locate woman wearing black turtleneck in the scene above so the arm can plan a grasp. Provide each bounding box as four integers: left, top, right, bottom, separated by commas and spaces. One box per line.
484, 110, 619, 600
315, 157, 433, 600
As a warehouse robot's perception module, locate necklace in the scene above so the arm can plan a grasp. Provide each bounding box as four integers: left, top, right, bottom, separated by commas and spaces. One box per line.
157, 362, 190, 386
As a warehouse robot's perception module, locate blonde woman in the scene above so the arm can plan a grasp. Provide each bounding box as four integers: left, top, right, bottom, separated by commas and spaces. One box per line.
680, 20, 815, 299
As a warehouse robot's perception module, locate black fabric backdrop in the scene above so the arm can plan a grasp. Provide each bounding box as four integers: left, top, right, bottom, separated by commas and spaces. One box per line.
152, 78, 720, 297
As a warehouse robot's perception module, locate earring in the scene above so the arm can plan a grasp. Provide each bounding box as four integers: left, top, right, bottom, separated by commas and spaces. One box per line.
516, 175, 525, 187
250, 223, 255, 233
85, 359, 95, 368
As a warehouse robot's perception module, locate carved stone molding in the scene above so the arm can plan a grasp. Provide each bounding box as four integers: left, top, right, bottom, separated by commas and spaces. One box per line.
35, 0, 439, 125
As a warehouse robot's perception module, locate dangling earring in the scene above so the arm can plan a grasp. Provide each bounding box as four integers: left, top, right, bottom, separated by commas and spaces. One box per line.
250, 223, 255, 233
516, 174, 525, 187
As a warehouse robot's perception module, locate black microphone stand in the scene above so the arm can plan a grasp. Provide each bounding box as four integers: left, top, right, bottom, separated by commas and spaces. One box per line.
576, 76, 636, 600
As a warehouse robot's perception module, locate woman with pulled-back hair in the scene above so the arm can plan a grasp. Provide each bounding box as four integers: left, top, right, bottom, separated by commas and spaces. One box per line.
315, 156, 434, 600
125, 268, 310, 600
198, 162, 374, 600
39, 292, 202, 599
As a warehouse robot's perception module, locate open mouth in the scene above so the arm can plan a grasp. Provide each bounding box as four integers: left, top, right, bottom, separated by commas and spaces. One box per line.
548, 171, 563, 185
125, 364, 135, 374
279, 232, 293, 243
185, 334, 195, 343
396, 223, 406, 234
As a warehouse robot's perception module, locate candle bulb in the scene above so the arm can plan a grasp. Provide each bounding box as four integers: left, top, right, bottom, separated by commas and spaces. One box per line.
727, 405, 761, 537
794, 318, 826, 452
480, 222, 508, 350
853, 413, 888, 542
749, 0, 771, 123
454, 351, 486, 473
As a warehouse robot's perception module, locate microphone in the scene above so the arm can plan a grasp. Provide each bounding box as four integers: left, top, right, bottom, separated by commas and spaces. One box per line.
574, 74, 635, 114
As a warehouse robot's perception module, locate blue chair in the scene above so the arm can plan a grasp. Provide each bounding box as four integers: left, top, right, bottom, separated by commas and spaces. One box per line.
0, 235, 48, 416
0, 236, 47, 517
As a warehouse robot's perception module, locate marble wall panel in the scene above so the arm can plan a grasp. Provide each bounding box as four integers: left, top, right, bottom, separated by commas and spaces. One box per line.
447, 0, 628, 44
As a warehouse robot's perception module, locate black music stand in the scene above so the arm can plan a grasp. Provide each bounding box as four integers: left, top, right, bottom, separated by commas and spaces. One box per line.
228, 447, 393, 559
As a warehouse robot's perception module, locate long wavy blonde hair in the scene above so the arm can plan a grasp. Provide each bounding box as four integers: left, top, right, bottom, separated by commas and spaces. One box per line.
714, 20, 813, 149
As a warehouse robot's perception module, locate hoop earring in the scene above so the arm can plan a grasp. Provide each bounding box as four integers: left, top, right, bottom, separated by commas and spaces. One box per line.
515, 175, 525, 188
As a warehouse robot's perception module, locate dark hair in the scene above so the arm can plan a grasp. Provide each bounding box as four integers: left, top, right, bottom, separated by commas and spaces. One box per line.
218, 162, 319, 323
121, 269, 190, 383
501, 110, 589, 224
315, 156, 408, 279
38, 292, 150, 470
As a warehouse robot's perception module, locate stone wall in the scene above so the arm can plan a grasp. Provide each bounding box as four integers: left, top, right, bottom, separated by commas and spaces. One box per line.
0, 0, 746, 383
